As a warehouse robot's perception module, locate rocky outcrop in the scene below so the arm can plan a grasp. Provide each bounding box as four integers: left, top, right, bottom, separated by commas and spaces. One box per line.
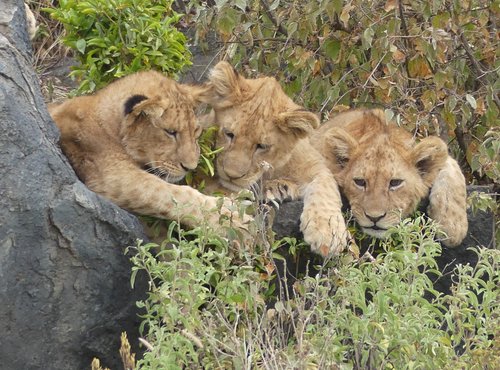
0, 2, 147, 369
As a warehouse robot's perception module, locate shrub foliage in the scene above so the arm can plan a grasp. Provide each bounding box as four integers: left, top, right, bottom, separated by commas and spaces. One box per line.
128, 217, 500, 369
46, 0, 191, 93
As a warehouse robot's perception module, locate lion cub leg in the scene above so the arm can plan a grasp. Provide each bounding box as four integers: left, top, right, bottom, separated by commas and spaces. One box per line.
427, 157, 468, 247
90, 164, 250, 233
300, 172, 349, 256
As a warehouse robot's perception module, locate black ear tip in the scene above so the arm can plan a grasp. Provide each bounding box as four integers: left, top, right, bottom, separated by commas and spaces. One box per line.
124, 94, 148, 115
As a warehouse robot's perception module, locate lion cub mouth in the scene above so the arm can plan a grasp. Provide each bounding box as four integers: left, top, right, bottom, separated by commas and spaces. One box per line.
362, 225, 389, 238
143, 165, 186, 184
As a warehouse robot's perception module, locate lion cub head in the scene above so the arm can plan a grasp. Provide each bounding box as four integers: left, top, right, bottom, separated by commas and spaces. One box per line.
313, 109, 449, 238
120, 81, 203, 183
50, 71, 207, 185
201, 61, 319, 192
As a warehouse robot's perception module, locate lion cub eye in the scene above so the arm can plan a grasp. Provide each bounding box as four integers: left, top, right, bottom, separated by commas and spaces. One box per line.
389, 179, 404, 190
164, 129, 177, 138
353, 178, 366, 188
223, 129, 235, 141
256, 143, 271, 151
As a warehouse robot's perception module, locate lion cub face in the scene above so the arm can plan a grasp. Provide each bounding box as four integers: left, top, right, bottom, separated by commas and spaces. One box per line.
202, 62, 319, 192
121, 87, 202, 183
317, 109, 449, 238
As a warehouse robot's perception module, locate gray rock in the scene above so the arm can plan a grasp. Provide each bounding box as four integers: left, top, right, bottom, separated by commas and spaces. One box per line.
0, 2, 147, 369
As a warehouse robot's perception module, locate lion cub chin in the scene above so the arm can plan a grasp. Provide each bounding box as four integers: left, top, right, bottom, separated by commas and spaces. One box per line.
199, 61, 351, 257
311, 108, 468, 247
49, 71, 250, 234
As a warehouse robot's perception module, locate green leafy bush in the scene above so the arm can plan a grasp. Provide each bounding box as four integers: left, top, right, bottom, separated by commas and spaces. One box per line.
188, 0, 499, 188
128, 216, 500, 368
46, 0, 191, 93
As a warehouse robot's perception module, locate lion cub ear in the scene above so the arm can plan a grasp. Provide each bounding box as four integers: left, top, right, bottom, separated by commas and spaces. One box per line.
124, 94, 164, 119
412, 136, 449, 186
325, 128, 358, 168
203, 61, 249, 108
178, 84, 212, 105
275, 110, 320, 139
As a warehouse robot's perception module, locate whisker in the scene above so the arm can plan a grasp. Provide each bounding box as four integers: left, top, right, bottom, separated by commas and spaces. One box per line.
144, 161, 162, 168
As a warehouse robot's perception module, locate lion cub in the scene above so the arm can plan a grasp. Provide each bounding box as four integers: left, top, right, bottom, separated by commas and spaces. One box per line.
200, 61, 350, 257
49, 71, 247, 232
311, 108, 468, 247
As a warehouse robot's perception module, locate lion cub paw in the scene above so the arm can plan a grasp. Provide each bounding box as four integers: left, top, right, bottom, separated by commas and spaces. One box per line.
300, 211, 349, 257
427, 206, 468, 247
264, 180, 301, 202
205, 196, 254, 235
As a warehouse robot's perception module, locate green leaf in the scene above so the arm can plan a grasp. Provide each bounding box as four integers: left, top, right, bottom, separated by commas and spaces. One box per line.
76, 38, 86, 54
465, 94, 477, 109
217, 7, 240, 36
322, 39, 341, 61
362, 27, 374, 48
287, 22, 298, 37
233, 0, 247, 12
269, 0, 280, 11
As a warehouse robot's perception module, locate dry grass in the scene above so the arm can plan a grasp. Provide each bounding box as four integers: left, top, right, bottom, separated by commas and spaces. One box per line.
27, 0, 75, 102
91, 332, 136, 370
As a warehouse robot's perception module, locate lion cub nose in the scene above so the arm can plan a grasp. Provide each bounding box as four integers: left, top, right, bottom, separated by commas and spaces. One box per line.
365, 212, 386, 223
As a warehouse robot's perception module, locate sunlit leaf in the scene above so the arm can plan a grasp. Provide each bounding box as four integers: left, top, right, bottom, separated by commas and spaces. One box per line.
76, 38, 86, 54
465, 94, 477, 109
391, 48, 406, 63
340, 4, 354, 28
362, 27, 375, 49
233, 0, 247, 12
384, 0, 397, 12
408, 56, 433, 79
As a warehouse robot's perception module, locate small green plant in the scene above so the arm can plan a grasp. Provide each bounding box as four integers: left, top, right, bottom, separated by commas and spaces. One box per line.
128, 221, 272, 369
46, 0, 191, 93
128, 215, 500, 368
185, 126, 224, 191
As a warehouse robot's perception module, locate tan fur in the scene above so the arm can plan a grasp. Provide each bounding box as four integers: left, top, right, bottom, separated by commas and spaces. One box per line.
311, 108, 468, 247
49, 71, 249, 232
200, 62, 350, 256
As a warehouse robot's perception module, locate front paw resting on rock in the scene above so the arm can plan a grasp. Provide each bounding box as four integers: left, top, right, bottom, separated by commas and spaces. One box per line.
300, 210, 350, 257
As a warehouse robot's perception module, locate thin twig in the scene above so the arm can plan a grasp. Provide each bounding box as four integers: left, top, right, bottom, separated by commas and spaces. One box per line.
259, 0, 288, 37
458, 31, 486, 77
457, 30, 500, 107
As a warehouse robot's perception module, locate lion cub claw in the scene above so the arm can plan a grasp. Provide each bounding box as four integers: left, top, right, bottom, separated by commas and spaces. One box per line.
265, 180, 301, 202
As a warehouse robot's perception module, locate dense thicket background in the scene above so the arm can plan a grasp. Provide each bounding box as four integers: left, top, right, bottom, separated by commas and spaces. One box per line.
187, 0, 499, 187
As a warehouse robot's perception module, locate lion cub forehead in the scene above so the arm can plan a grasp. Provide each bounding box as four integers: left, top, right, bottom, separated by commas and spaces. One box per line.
352, 141, 417, 179
162, 106, 197, 128
242, 77, 300, 114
